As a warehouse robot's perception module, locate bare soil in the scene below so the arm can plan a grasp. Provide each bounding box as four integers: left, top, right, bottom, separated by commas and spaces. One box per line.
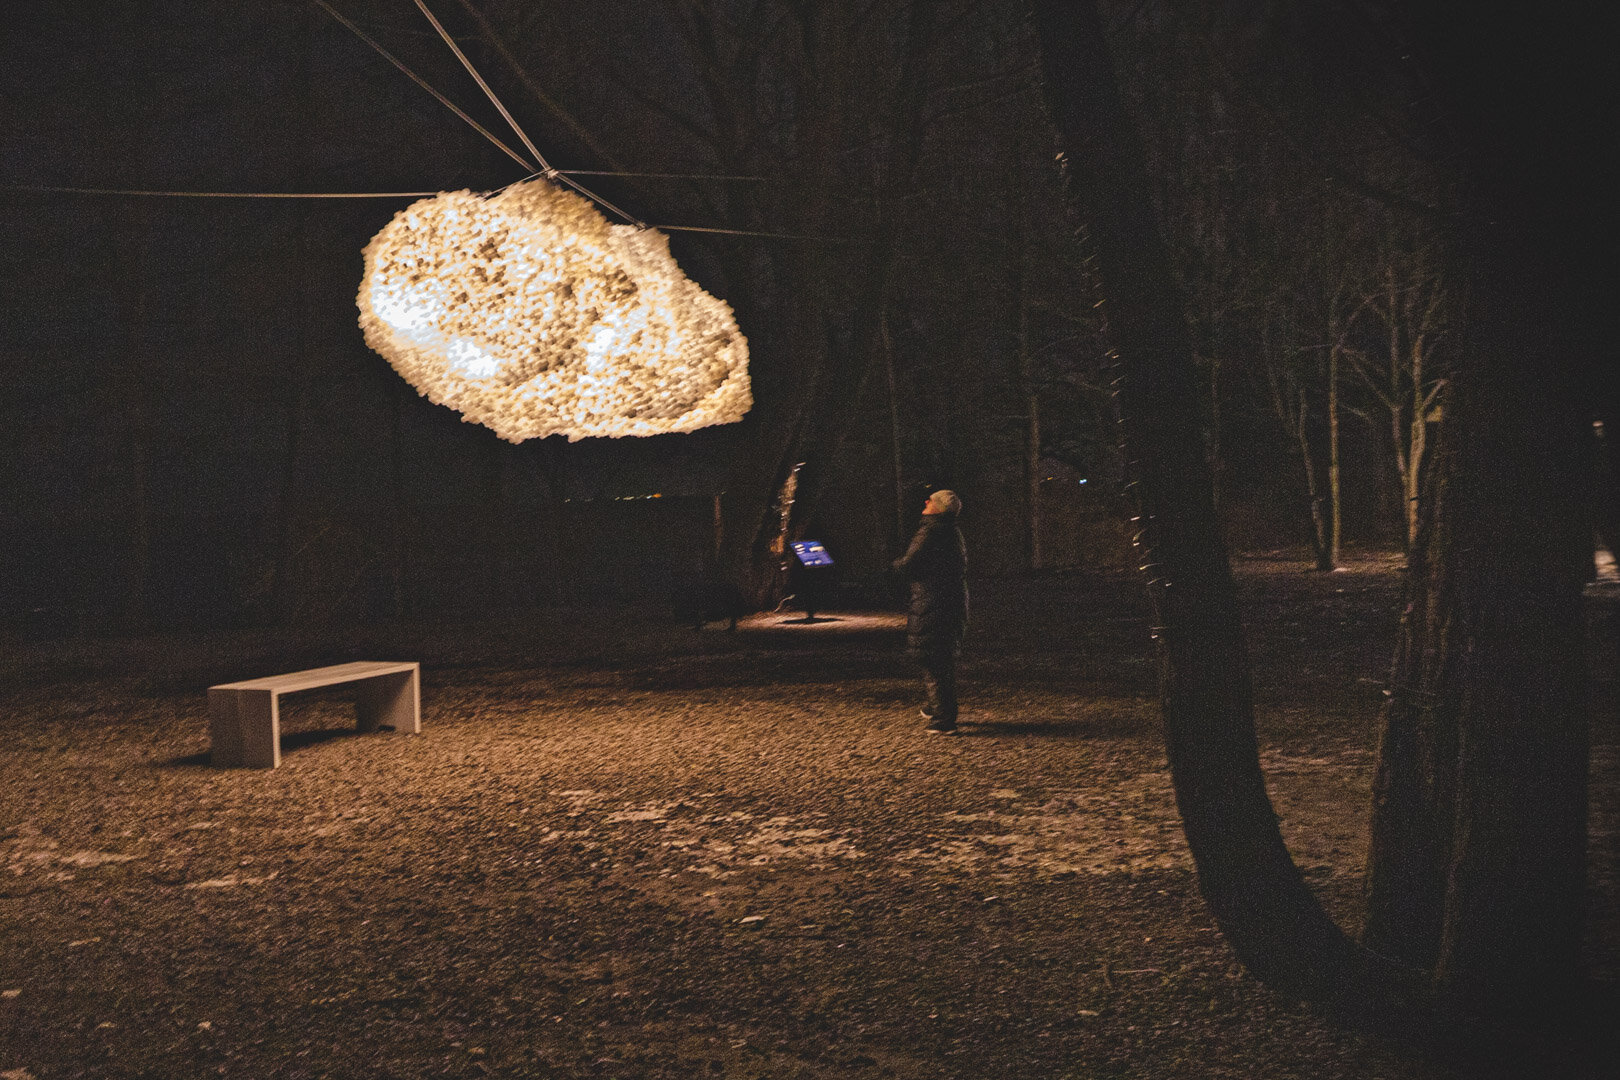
2, 555, 1616, 1080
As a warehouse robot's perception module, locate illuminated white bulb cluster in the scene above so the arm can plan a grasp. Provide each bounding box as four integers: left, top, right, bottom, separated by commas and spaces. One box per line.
357, 180, 751, 442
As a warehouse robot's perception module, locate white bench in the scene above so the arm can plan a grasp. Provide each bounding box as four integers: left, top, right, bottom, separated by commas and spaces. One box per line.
208, 661, 421, 769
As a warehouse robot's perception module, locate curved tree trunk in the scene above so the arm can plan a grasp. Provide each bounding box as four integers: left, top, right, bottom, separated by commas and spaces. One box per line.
1034, 0, 1599, 1040
1029, 0, 1410, 1007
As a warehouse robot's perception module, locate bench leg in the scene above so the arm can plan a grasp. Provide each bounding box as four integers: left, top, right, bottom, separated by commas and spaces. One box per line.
356, 667, 420, 734
208, 687, 281, 768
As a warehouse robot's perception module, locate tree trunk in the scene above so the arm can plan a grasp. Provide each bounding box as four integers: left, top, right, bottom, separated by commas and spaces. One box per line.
389, 379, 410, 619
483, 439, 510, 611
1017, 254, 1044, 572
1405, 381, 1426, 551
1262, 334, 1331, 568
1030, 0, 1405, 1006
269, 2, 315, 623
1364, 0, 1597, 1023
533, 437, 570, 604
1296, 385, 1331, 570
107, 197, 155, 633
1328, 338, 1342, 569
1011, 129, 1044, 571
1207, 356, 1221, 514
1363, 401, 1458, 970
1365, 268, 1591, 1019
881, 306, 908, 552
1433, 347, 1589, 1015
1597, 405, 1620, 560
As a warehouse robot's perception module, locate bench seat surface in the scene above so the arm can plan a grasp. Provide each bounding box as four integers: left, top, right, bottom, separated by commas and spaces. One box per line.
211, 660, 418, 694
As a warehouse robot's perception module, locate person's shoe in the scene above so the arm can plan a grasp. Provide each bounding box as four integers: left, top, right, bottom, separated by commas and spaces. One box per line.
924, 719, 957, 735
919, 706, 935, 720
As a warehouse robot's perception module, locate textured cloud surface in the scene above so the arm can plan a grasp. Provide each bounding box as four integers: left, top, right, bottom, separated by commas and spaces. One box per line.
358, 180, 750, 442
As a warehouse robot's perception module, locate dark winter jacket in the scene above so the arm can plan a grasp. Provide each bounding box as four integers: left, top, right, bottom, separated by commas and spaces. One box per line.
892, 511, 968, 657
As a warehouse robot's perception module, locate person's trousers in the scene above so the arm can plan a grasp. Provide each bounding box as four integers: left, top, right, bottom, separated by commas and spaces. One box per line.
919, 650, 959, 723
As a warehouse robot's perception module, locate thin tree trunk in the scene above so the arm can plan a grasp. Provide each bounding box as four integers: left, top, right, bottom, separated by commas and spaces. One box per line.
1262, 330, 1331, 568
104, 71, 161, 631
122, 387, 154, 630
107, 196, 155, 632
484, 440, 509, 611
534, 437, 569, 604
1406, 340, 1433, 551
1207, 356, 1221, 514
1012, 122, 1043, 570
1363, 406, 1457, 968
1026, 387, 1044, 572
1017, 257, 1043, 571
712, 493, 724, 566
1386, 267, 1419, 552
389, 379, 409, 619
881, 306, 907, 551
1405, 394, 1423, 550
1328, 339, 1342, 568
1295, 385, 1331, 569
1595, 400, 1620, 560
269, 3, 315, 623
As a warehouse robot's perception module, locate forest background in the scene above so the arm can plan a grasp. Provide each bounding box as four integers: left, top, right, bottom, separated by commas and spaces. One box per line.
4, 1, 1619, 1072
0, 0, 1527, 630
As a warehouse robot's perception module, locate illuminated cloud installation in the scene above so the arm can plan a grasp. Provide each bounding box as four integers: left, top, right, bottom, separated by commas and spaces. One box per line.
358, 180, 751, 442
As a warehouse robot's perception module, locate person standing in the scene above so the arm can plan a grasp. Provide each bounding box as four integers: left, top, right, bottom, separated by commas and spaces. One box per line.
892, 489, 968, 733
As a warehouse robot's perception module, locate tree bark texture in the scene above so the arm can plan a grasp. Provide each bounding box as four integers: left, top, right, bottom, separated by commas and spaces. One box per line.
1363, 0, 1600, 1019
1365, 268, 1592, 1016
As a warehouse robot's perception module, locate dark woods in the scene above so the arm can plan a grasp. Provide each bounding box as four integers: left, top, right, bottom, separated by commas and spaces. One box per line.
10, 0, 1589, 632
2, 0, 1615, 1058
1035, 0, 1616, 1056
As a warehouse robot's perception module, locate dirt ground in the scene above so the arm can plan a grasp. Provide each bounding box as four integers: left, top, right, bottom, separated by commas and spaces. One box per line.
2, 554, 1616, 1080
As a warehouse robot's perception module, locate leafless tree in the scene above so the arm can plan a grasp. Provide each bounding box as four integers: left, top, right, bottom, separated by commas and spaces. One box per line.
1346, 235, 1449, 552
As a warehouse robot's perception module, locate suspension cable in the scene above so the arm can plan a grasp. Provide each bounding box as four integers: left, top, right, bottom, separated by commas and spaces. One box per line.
311, 0, 535, 172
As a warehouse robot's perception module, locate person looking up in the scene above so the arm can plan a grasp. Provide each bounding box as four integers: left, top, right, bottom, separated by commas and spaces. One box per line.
892, 489, 968, 734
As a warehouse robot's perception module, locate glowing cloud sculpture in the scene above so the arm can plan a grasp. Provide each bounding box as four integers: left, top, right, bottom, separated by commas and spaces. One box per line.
358, 180, 751, 442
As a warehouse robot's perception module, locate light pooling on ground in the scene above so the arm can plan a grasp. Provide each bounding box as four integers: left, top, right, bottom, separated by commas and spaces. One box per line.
358, 179, 751, 442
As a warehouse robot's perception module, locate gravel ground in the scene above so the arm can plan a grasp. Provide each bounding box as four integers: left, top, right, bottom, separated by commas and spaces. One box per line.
2, 556, 1616, 1080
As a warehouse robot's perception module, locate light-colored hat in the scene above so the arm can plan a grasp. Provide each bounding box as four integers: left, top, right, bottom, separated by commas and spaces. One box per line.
927, 489, 962, 514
